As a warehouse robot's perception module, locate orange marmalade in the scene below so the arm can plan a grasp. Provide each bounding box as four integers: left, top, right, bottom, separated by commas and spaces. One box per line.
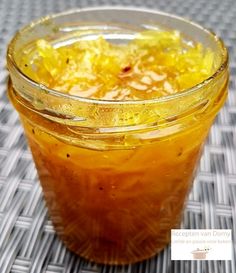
20, 30, 214, 100
8, 15, 228, 265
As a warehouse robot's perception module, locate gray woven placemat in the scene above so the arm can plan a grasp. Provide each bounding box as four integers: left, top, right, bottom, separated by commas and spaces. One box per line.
0, 0, 235, 272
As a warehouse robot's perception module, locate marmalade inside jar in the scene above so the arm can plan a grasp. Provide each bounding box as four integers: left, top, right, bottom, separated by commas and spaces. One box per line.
8, 26, 226, 264
20, 29, 215, 100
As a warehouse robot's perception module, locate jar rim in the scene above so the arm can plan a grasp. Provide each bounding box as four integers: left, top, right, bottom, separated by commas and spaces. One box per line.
7, 6, 228, 105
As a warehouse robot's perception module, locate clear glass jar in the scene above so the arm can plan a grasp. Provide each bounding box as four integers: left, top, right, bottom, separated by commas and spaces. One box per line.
7, 7, 228, 265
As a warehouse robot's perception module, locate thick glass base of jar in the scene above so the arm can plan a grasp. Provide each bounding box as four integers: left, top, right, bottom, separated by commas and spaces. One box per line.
42, 170, 185, 265
42, 179, 183, 265
56, 230, 174, 265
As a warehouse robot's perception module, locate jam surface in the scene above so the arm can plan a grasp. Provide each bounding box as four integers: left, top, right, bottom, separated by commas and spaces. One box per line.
21, 30, 214, 100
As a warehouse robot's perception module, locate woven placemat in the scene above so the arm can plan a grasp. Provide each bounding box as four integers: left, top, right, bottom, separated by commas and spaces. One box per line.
0, 0, 235, 272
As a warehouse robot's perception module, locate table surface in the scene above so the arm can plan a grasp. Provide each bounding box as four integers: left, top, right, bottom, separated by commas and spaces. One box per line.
0, 0, 235, 272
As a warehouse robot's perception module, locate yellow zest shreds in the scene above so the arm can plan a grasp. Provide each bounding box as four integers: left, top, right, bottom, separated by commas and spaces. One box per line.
21, 30, 214, 100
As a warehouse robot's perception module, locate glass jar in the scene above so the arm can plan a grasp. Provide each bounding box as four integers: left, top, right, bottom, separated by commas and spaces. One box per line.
7, 7, 228, 265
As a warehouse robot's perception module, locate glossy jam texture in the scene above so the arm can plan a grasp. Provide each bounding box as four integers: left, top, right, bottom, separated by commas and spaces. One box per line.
9, 28, 226, 265
20, 30, 214, 100
19, 108, 207, 264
